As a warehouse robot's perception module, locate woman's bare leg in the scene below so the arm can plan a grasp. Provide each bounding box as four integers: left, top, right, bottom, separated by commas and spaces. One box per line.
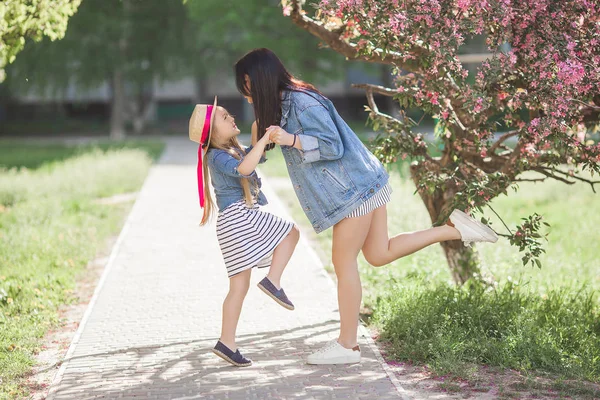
362, 205, 461, 267
332, 213, 373, 348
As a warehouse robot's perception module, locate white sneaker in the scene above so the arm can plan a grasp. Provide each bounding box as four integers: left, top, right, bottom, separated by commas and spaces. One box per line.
449, 209, 498, 246
306, 340, 361, 365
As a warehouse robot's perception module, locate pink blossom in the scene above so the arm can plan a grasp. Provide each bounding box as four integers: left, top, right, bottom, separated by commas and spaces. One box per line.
557, 59, 586, 86
312, 0, 600, 181
473, 98, 485, 113
427, 92, 439, 105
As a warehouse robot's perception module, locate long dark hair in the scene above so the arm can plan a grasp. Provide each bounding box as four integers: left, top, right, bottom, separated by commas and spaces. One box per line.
234, 48, 320, 147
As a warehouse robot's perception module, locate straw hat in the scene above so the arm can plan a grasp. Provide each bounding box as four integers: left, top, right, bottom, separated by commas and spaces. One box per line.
189, 96, 218, 210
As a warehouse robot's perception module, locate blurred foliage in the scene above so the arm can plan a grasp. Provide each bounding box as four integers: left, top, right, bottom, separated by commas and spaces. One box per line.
5, 0, 346, 98
5, 0, 192, 94
0, 0, 81, 83
184, 0, 345, 84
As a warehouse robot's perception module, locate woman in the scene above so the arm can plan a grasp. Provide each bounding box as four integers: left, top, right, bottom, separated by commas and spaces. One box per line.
235, 48, 498, 365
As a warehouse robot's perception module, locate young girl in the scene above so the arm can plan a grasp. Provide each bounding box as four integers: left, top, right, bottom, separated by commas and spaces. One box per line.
235, 48, 498, 365
189, 97, 300, 367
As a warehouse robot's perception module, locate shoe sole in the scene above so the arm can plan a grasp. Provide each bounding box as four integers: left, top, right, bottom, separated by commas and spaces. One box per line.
212, 348, 252, 367
306, 355, 361, 365
257, 282, 295, 310
452, 210, 498, 243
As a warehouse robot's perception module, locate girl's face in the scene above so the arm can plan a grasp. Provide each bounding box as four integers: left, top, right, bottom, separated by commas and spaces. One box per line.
212, 107, 240, 144
243, 75, 253, 104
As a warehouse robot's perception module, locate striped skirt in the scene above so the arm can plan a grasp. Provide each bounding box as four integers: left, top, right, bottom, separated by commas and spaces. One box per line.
216, 201, 294, 278
346, 183, 393, 219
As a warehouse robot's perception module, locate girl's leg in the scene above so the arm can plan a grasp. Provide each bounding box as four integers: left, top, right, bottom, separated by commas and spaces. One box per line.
361, 205, 460, 267
332, 213, 374, 349
219, 269, 252, 351
266, 225, 300, 289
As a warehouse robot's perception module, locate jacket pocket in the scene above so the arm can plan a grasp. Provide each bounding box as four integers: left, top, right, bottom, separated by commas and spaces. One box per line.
321, 167, 349, 192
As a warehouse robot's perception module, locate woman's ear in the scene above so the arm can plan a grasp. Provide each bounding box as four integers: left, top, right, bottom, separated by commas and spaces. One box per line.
244, 75, 251, 92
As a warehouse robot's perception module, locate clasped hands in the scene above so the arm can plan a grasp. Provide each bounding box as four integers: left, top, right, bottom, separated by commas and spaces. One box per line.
258, 125, 295, 147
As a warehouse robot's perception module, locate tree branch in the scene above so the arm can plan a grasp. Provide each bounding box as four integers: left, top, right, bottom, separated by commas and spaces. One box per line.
353, 83, 467, 131
569, 98, 600, 111
534, 167, 600, 193
534, 168, 575, 185
352, 83, 397, 97
501, 138, 525, 175
515, 178, 546, 183
364, 86, 382, 114
458, 151, 509, 173
487, 204, 512, 235
489, 130, 519, 154
448, 104, 468, 132
362, 87, 437, 164
568, 98, 600, 124
288, 0, 423, 71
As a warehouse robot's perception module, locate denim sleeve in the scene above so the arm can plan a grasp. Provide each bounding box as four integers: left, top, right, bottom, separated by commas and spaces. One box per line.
296, 104, 344, 164
245, 145, 267, 164
210, 150, 254, 178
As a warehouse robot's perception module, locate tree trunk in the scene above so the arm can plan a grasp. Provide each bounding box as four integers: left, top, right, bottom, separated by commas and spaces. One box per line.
410, 163, 483, 285
440, 241, 481, 285
110, 69, 126, 140
130, 84, 155, 135
110, 0, 129, 140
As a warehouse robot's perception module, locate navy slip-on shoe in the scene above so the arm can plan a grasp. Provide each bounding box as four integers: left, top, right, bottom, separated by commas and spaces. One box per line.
212, 340, 252, 367
257, 277, 295, 310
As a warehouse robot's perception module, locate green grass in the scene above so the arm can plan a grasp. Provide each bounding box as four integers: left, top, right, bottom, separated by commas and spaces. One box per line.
258, 149, 600, 386
0, 119, 109, 137
0, 141, 164, 399
373, 282, 600, 381
0, 139, 165, 170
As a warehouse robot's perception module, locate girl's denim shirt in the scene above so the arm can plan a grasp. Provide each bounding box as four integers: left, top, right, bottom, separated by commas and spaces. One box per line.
207, 146, 267, 211
279, 89, 389, 233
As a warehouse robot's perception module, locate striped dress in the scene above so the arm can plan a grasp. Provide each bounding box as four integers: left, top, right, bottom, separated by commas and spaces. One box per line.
346, 183, 393, 218
216, 201, 294, 277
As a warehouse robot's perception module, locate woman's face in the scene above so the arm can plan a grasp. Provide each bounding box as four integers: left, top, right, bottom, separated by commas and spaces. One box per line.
243, 75, 253, 104
211, 107, 240, 144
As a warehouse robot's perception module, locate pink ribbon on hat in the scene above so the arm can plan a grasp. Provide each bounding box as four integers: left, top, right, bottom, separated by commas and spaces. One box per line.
197, 105, 214, 209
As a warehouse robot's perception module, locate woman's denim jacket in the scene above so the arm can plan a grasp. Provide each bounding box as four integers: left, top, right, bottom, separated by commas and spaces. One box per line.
279, 89, 389, 233
207, 146, 267, 211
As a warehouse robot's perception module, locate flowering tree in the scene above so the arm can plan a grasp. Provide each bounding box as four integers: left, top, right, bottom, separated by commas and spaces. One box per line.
283, 0, 600, 284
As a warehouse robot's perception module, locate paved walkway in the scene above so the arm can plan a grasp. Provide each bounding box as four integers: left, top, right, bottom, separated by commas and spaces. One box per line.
47, 137, 408, 400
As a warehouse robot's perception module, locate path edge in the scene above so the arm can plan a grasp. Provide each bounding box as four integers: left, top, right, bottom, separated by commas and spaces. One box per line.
45, 168, 153, 400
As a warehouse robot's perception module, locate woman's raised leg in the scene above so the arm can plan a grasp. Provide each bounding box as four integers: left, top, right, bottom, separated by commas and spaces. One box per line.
361, 205, 461, 267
